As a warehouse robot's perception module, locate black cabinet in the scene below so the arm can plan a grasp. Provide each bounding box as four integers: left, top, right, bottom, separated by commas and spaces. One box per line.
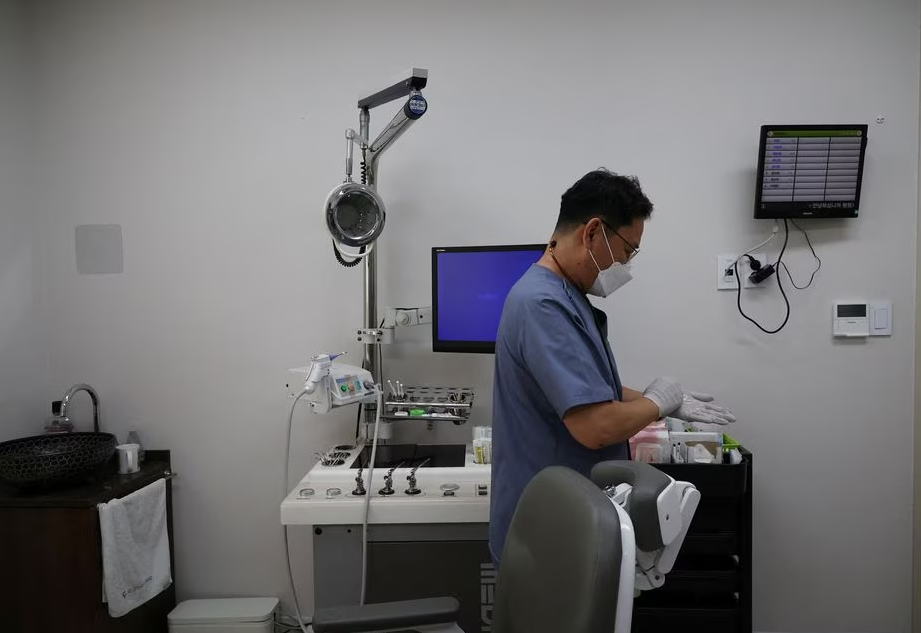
633, 449, 753, 633
0, 450, 176, 633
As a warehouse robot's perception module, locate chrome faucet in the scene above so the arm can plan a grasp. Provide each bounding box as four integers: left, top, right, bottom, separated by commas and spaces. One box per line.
59, 384, 100, 433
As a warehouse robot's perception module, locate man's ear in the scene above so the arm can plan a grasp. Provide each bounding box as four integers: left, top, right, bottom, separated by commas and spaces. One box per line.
583, 218, 602, 246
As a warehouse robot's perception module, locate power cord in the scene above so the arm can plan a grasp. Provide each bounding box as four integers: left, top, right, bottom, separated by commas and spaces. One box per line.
354, 401, 363, 440
733, 219, 820, 333
333, 241, 367, 268
779, 219, 821, 289
360, 387, 382, 605
281, 383, 382, 633
730, 224, 778, 270
275, 612, 310, 632
283, 389, 313, 633
735, 219, 790, 334
332, 157, 372, 268
282, 381, 383, 631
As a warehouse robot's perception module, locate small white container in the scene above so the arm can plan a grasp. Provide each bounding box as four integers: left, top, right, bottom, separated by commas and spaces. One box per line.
168, 597, 278, 633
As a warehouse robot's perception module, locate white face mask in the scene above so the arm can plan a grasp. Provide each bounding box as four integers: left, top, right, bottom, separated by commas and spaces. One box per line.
587, 225, 633, 297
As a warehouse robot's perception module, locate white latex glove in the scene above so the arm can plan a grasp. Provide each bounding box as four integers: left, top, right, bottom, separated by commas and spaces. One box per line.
673, 391, 736, 425
642, 377, 684, 418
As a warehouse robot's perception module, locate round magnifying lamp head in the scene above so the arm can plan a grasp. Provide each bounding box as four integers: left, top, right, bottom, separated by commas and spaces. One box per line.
325, 182, 386, 248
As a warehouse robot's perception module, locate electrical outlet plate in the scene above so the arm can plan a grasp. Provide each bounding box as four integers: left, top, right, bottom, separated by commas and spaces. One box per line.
717, 254, 769, 290
385, 305, 433, 327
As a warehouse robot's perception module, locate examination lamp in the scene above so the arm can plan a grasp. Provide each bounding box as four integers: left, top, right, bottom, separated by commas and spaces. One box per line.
325, 68, 428, 267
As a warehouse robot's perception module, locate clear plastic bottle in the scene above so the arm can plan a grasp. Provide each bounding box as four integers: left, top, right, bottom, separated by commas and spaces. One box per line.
472, 426, 492, 464
126, 430, 145, 463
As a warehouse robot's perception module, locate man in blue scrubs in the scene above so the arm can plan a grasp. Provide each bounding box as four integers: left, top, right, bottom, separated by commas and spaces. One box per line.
489, 169, 734, 566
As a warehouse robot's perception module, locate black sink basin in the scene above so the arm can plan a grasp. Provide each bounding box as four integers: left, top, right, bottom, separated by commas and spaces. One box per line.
351, 443, 466, 469
0, 432, 117, 489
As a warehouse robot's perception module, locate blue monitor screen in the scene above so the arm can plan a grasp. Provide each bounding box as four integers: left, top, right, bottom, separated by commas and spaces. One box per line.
432, 244, 545, 353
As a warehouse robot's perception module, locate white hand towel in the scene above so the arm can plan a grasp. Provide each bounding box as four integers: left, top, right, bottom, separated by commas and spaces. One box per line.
97, 478, 172, 617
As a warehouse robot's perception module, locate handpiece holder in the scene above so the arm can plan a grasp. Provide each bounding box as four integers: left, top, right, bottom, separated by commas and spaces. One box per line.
379, 462, 404, 496
383, 386, 475, 424
405, 458, 430, 495
352, 467, 367, 496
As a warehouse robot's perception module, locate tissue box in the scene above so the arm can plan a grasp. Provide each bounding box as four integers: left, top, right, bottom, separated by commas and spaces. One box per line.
630, 422, 670, 463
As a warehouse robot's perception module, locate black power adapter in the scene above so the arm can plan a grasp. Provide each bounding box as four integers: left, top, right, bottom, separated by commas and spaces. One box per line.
747, 255, 776, 285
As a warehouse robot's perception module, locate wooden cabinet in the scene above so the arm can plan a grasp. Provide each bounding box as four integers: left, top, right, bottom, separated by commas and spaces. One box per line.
0, 450, 176, 633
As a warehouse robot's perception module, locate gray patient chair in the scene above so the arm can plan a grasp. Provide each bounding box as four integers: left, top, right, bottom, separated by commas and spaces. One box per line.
312, 465, 624, 633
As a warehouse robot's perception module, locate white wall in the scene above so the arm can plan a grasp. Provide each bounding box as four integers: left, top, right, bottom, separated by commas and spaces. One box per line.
0, 0, 45, 438
21, 1, 918, 631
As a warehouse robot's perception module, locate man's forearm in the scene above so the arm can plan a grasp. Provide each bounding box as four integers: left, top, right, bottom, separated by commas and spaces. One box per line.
563, 397, 660, 449
622, 386, 643, 402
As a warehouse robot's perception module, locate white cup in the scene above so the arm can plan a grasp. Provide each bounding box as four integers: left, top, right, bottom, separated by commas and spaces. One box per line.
116, 443, 141, 474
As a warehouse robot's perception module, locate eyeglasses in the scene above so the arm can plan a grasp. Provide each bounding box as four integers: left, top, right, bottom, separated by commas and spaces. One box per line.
600, 219, 640, 262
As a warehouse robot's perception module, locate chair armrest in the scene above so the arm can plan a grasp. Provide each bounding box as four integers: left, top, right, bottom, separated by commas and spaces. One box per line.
312, 596, 460, 633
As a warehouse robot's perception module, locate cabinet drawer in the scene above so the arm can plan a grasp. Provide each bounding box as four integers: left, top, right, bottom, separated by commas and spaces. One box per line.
633, 593, 739, 633
688, 495, 743, 534
682, 531, 739, 556
659, 554, 739, 595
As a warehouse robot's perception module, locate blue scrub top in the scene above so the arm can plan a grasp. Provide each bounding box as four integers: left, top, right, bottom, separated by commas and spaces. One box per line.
489, 264, 629, 564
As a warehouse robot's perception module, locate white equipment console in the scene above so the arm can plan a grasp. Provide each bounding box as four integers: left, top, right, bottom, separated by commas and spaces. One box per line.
281, 443, 490, 526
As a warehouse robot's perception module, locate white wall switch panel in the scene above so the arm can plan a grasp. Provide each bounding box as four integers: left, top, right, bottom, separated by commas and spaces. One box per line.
717, 255, 741, 290
869, 300, 892, 336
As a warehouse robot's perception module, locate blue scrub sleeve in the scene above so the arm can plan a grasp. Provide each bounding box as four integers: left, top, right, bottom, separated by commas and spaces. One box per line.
520, 295, 618, 419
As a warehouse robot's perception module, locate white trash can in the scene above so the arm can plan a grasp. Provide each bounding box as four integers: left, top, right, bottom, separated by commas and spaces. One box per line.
168, 597, 279, 633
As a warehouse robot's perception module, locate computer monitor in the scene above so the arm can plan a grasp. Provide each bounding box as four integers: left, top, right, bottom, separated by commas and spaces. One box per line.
432, 244, 546, 354
755, 124, 868, 219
